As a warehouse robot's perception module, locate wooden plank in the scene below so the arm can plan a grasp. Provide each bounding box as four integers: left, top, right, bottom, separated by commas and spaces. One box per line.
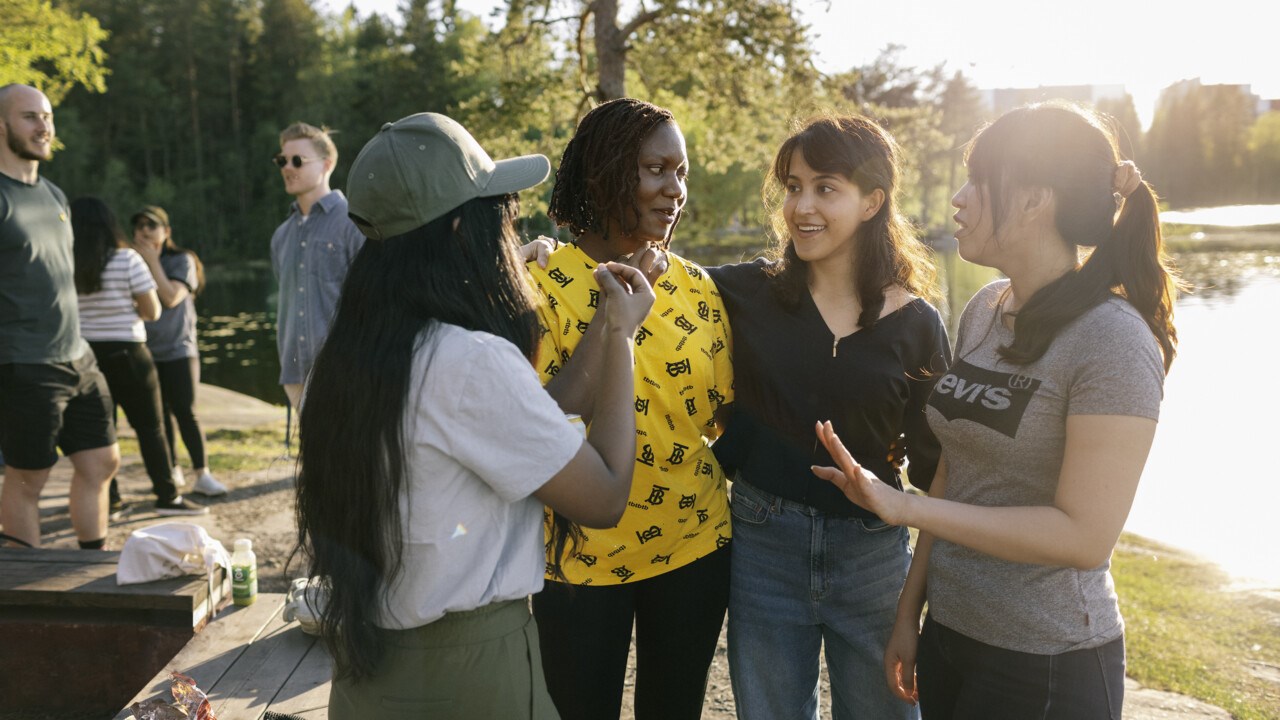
0, 553, 222, 614
262, 637, 331, 719
114, 594, 286, 720
206, 607, 317, 720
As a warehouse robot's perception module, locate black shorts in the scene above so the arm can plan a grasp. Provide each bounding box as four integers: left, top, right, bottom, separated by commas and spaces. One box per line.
0, 352, 117, 470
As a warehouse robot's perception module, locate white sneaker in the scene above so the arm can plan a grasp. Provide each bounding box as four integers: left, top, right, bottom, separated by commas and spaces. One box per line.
192, 471, 228, 496
171, 465, 186, 488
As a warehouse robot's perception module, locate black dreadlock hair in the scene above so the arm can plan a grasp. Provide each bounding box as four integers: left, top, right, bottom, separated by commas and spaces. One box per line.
548, 98, 680, 246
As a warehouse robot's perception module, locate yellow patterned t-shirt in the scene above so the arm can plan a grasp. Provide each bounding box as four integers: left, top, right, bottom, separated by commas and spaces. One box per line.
529, 243, 734, 585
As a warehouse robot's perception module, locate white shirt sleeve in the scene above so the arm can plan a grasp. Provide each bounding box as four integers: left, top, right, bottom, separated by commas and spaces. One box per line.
424, 332, 584, 504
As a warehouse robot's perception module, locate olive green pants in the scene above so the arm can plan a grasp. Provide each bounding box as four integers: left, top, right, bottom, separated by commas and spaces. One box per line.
329, 598, 560, 719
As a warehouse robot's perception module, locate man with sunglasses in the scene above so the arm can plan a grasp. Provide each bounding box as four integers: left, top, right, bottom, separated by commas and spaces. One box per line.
269, 122, 365, 408
0, 84, 120, 549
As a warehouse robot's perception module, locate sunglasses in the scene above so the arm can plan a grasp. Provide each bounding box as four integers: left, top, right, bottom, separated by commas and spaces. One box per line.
273, 154, 319, 169
134, 219, 160, 230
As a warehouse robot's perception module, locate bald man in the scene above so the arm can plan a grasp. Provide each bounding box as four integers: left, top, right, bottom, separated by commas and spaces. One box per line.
0, 84, 120, 549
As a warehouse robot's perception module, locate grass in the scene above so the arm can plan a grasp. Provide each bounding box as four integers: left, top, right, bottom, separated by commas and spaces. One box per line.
1115, 533, 1280, 719
115, 422, 290, 474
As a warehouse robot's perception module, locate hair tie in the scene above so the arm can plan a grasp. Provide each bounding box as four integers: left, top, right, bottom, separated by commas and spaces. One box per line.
1113, 161, 1142, 199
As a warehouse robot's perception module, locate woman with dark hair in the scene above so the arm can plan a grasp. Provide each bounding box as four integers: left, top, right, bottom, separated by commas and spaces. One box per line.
527, 98, 734, 720
295, 113, 652, 718
816, 102, 1178, 718
72, 197, 205, 516
708, 115, 948, 720
131, 205, 226, 497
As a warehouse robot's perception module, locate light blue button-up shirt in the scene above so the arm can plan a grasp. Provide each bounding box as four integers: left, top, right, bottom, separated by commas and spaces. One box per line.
269, 190, 365, 385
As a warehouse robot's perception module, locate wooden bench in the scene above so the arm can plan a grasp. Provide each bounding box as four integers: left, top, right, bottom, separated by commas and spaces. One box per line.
0, 547, 230, 717
115, 593, 331, 719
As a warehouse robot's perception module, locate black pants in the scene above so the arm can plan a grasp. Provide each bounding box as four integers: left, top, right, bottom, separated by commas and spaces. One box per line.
90, 342, 176, 503
154, 356, 207, 469
532, 544, 730, 720
917, 614, 1126, 719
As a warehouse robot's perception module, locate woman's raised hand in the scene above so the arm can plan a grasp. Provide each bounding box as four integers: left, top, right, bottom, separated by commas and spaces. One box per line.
620, 244, 668, 286
520, 235, 559, 268
811, 420, 908, 525
134, 233, 162, 264
594, 262, 655, 337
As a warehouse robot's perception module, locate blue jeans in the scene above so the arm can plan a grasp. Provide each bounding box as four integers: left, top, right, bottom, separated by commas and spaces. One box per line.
727, 480, 918, 720
917, 615, 1126, 719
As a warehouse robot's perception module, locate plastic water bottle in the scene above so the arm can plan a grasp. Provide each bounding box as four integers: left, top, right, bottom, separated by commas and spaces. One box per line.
231, 538, 258, 606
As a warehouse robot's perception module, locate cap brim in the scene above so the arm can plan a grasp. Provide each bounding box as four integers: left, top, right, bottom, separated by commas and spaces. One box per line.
483, 154, 551, 197
131, 210, 164, 225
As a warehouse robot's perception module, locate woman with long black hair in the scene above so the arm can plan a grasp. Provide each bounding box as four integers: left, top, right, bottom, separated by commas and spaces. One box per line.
816, 102, 1179, 718
294, 113, 653, 717
72, 197, 205, 516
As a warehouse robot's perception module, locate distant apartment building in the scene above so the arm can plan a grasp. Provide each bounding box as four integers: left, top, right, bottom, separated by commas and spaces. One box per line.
980, 84, 1128, 115
1158, 78, 1275, 119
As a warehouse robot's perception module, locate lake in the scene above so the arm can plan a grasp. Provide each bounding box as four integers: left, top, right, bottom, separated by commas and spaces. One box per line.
194, 228, 1280, 588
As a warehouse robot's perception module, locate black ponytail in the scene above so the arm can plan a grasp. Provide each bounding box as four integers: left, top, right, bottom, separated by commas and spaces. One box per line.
967, 102, 1179, 372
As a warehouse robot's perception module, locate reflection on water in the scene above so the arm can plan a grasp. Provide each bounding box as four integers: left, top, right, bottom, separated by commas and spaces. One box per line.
197, 242, 1280, 586
196, 262, 287, 406
1162, 204, 1280, 228
1127, 249, 1280, 587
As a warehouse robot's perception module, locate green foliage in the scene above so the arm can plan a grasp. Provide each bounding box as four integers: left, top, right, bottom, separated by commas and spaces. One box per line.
0, 0, 109, 102
42, 1, 1280, 265
1146, 79, 1276, 207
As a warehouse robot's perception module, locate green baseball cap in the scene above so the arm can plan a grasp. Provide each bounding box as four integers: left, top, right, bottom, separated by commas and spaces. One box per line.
346, 113, 550, 240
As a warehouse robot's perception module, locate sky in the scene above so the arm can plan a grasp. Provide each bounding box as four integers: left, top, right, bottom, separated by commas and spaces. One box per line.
324, 0, 1280, 129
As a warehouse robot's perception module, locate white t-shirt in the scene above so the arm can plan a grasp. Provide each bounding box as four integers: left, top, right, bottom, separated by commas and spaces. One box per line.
77, 248, 157, 343
378, 322, 584, 630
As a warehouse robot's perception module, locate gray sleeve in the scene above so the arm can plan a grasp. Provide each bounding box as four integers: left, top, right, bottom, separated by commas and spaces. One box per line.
1067, 302, 1164, 420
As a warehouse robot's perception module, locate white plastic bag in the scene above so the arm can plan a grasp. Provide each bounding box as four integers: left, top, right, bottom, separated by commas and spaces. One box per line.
117, 522, 230, 586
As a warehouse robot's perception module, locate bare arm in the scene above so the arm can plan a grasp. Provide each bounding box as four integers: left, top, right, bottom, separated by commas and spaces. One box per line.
135, 239, 189, 308
815, 414, 1156, 570
134, 289, 162, 322
533, 263, 654, 527
883, 459, 946, 706
542, 246, 667, 421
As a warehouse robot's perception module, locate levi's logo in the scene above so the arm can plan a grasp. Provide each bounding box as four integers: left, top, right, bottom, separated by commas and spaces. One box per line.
928, 360, 1041, 438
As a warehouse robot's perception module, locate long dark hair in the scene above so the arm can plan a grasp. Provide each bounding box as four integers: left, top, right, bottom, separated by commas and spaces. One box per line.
294, 194, 543, 680
151, 211, 205, 295
764, 114, 942, 328
71, 197, 127, 294
548, 97, 680, 245
966, 102, 1179, 371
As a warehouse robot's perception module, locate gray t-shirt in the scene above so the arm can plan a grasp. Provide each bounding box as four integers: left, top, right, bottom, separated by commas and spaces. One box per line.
925, 280, 1164, 654
378, 323, 583, 629
144, 251, 199, 361
0, 173, 86, 363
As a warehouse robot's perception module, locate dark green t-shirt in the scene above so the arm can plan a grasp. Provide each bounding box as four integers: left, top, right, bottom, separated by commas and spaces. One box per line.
0, 172, 86, 363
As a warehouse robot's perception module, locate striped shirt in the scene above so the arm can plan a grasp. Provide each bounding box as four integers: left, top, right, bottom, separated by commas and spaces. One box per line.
77, 248, 157, 342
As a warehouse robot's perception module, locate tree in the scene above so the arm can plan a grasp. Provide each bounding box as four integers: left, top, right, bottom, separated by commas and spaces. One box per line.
1146, 79, 1255, 207
1095, 94, 1142, 161
1247, 112, 1280, 203
0, 0, 109, 103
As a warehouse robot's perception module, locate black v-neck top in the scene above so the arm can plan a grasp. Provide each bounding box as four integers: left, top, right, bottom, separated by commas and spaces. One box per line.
709, 259, 951, 518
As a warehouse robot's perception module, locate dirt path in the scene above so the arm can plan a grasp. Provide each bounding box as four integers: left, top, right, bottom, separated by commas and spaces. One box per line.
20, 384, 1232, 719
